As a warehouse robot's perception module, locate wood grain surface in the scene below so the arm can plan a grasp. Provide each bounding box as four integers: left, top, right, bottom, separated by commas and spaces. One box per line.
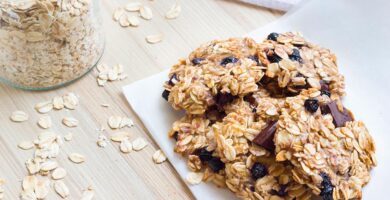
0, 0, 282, 199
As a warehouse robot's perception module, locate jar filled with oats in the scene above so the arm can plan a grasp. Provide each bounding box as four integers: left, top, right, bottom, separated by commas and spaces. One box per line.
0, 0, 104, 90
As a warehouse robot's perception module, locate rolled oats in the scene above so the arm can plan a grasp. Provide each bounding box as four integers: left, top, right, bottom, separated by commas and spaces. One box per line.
54, 180, 70, 198
125, 2, 142, 12
110, 131, 130, 142
34, 180, 50, 199
186, 172, 204, 185
140, 6, 153, 20
165, 3, 181, 19
63, 93, 79, 110
37, 116, 52, 129
10, 111, 29, 122
35, 101, 53, 114
152, 150, 167, 164
52, 167, 67, 180
146, 34, 163, 44
68, 153, 85, 164
18, 141, 35, 150
80, 187, 95, 200
132, 137, 148, 151
64, 132, 73, 141
97, 134, 108, 147
0, 0, 104, 89
62, 117, 79, 127
120, 139, 133, 153
53, 96, 65, 110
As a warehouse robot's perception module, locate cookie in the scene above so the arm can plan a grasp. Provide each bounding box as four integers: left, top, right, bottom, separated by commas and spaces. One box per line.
257, 32, 345, 99
274, 89, 376, 199
170, 97, 313, 200
163, 32, 345, 116
164, 37, 264, 115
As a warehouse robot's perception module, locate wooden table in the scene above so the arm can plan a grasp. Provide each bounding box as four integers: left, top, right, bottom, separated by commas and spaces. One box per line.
0, 0, 282, 199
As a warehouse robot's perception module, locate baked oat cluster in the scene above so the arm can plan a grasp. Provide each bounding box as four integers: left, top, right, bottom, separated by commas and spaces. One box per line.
163, 32, 376, 200
0, 0, 103, 89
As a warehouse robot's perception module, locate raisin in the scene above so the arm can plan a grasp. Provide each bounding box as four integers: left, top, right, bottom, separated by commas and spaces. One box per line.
304, 99, 319, 113
244, 93, 258, 108
320, 172, 334, 200
289, 48, 302, 62
321, 90, 331, 97
215, 92, 236, 109
207, 157, 225, 172
172, 131, 179, 141
191, 58, 204, 65
270, 185, 288, 197
267, 53, 282, 63
194, 147, 213, 162
162, 90, 170, 101
220, 56, 238, 66
248, 55, 260, 65
250, 163, 268, 180
267, 32, 279, 41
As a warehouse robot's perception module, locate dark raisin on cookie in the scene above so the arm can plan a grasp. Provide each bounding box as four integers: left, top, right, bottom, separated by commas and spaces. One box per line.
215, 92, 236, 110
220, 56, 239, 66
172, 131, 179, 141
191, 58, 204, 65
248, 55, 260, 66
194, 147, 213, 162
267, 52, 282, 63
320, 172, 334, 200
304, 99, 319, 113
270, 185, 288, 197
289, 48, 302, 62
267, 32, 279, 41
250, 162, 268, 180
162, 90, 170, 101
207, 157, 225, 172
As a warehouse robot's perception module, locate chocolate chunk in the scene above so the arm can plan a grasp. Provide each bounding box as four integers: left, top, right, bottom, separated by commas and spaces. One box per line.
215, 92, 236, 109
168, 74, 178, 86
220, 56, 239, 66
194, 147, 213, 162
191, 58, 204, 65
320, 80, 331, 97
162, 90, 170, 101
252, 121, 278, 152
321, 101, 353, 127
267, 53, 282, 63
206, 106, 226, 123
207, 157, 225, 172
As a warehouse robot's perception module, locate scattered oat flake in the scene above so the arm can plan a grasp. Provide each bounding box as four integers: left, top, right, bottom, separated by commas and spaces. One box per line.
52, 167, 67, 180
97, 134, 108, 148
18, 141, 34, 150
38, 116, 52, 129
165, 3, 181, 19
108, 116, 122, 129
125, 2, 142, 11
62, 117, 79, 127
64, 132, 73, 141
120, 139, 133, 153
22, 176, 37, 191
120, 117, 134, 128
69, 153, 85, 164
40, 160, 58, 172
140, 6, 153, 20
54, 180, 69, 198
113, 7, 125, 21
152, 150, 167, 164
10, 111, 29, 122
52, 96, 65, 110
119, 14, 130, 27
63, 93, 79, 110
34, 180, 50, 199
146, 34, 163, 44
186, 172, 204, 185
128, 15, 140, 27
35, 101, 53, 113
132, 138, 148, 151
110, 131, 130, 142
80, 187, 95, 200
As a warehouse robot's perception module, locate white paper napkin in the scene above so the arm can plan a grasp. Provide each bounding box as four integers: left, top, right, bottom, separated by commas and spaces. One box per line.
123, 0, 390, 199
238, 0, 301, 11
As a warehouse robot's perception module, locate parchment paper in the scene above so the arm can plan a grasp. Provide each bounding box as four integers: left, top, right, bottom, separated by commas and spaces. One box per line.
123, 0, 390, 199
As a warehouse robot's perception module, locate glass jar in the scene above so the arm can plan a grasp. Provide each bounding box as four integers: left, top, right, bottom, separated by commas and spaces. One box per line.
0, 0, 104, 90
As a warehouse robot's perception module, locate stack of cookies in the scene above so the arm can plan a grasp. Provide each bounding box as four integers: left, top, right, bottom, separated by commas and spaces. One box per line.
162, 32, 376, 200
